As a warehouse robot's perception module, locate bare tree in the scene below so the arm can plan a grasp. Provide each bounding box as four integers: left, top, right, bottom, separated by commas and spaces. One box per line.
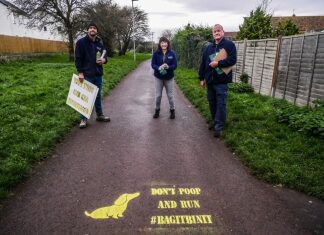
82, 1, 149, 56
83, 0, 120, 57
161, 29, 173, 40
114, 7, 130, 56
11, 0, 89, 60
116, 6, 149, 55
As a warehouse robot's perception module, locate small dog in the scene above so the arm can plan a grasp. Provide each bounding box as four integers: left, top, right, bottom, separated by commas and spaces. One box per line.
84, 192, 140, 219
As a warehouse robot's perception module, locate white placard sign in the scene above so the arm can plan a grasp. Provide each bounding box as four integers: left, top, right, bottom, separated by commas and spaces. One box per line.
66, 74, 99, 119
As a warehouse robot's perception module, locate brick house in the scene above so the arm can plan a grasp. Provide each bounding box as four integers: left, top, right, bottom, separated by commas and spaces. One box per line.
271, 15, 324, 33
224, 32, 237, 41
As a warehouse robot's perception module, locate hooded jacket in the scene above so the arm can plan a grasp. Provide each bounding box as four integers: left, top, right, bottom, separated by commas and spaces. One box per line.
75, 35, 108, 77
199, 38, 236, 84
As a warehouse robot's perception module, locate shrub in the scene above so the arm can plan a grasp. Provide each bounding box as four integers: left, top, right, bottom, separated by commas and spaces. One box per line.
172, 24, 213, 69
229, 82, 254, 93
240, 72, 249, 83
136, 44, 146, 53
275, 100, 324, 138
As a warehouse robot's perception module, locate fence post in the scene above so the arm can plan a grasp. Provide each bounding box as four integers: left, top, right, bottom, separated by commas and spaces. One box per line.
242, 39, 247, 75
259, 40, 268, 94
283, 37, 293, 99
271, 37, 282, 97
307, 33, 320, 106
234, 42, 240, 82
250, 41, 256, 86
294, 35, 305, 105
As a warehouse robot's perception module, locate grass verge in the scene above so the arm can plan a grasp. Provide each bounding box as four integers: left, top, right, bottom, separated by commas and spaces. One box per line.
0, 53, 151, 199
175, 66, 324, 200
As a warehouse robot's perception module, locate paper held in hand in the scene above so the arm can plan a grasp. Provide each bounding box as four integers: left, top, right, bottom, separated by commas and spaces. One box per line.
211, 48, 233, 75
66, 74, 99, 119
96, 50, 106, 63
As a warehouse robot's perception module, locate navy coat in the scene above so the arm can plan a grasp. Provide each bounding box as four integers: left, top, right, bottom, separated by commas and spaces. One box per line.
151, 49, 177, 80
75, 35, 108, 77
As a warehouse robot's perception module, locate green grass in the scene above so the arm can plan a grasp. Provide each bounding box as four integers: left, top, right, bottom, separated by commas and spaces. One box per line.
0, 53, 151, 199
175, 66, 324, 200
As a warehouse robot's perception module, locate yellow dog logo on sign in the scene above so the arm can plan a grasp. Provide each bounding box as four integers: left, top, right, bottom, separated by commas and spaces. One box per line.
84, 192, 140, 219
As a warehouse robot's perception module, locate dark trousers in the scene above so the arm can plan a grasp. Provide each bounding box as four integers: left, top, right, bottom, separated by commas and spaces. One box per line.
80, 76, 103, 120
207, 83, 228, 133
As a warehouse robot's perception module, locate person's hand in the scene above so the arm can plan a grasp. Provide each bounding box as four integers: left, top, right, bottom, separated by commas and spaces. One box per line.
79, 73, 84, 83
200, 80, 205, 88
209, 60, 218, 68
162, 63, 169, 69
158, 65, 164, 70
97, 58, 105, 65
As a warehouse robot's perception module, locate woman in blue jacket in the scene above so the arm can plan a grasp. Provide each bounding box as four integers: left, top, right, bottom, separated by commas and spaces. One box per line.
151, 37, 177, 119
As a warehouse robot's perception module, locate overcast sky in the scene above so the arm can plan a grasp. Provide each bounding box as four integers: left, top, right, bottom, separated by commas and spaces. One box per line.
114, 0, 324, 41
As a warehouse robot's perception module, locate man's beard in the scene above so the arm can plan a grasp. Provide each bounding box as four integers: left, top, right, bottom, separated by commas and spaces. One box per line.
89, 31, 97, 37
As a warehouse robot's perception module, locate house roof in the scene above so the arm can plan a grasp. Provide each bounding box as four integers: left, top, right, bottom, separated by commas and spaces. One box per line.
272, 15, 324, 33
0, 0, 9, 6
0, 0, 27, 16
225, 32, 237, 39
1, 0, 18, 9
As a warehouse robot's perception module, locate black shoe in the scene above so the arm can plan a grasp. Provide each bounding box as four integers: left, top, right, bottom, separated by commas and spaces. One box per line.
170, 109, 175, 119
214, 131, 221, 138
153, 109, 160, 119
96, 114, 111, 122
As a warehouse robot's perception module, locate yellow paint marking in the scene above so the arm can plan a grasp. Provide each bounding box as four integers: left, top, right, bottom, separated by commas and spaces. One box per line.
84, 192, 140, 219
178, 188, 201, 195
150, 215, 213, 225
179, 200, 200, 209
157, 200, 177, 209
151, 187, 176, 195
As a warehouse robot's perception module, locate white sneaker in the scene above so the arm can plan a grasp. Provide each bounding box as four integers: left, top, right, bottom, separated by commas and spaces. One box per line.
79, 120, 87, 129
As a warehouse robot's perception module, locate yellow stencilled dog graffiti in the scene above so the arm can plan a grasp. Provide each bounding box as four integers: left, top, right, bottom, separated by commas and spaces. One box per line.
84, 192, 140, 219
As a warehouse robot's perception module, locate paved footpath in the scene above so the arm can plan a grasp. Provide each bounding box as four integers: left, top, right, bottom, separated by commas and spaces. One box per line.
1, 61, 324, 235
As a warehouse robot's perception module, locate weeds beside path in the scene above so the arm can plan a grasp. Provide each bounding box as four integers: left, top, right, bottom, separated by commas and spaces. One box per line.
0, 53, 150, 199
175, 66, 324, 200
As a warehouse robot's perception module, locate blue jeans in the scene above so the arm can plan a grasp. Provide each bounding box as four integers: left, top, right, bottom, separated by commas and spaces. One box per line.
207, 83, 228, 133
80, 76, 103, 121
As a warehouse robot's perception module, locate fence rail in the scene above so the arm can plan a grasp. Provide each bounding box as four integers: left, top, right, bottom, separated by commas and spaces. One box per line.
0, 35, 68, 54
233, 32, 324, 106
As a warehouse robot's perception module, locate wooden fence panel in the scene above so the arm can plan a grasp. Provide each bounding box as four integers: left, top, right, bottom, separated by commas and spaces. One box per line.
275, 37, 292, 99
233, 41, 245, 82
235, 32, 324, 106
295, 35, 318, 105
284, 36, 304, 103
251, 41, 265, 91
234, 39, 277, 96
310, 34, 324, 104
259, 40, 277, 96
0, 35, 68, 54
244, 41, 256, 81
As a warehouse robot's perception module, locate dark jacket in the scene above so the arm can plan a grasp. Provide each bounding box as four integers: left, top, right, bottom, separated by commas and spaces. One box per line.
198, 38, 236, 84
75, 35, 108, 77
151, 49, 177, 80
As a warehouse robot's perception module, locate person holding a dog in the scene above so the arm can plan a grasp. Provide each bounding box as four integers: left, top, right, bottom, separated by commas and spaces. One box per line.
198, 24, 237, 138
